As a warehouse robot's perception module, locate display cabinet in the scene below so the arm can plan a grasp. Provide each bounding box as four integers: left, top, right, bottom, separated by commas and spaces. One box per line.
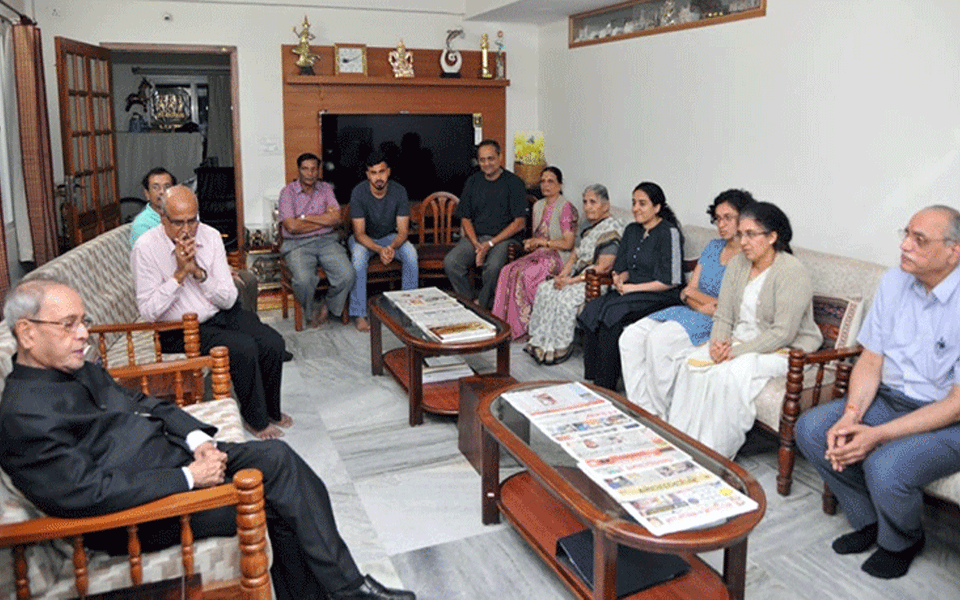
569, 0, 765, 48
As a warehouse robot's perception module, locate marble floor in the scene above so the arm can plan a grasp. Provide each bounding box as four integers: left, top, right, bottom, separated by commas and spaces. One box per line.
259, 308, 960, 600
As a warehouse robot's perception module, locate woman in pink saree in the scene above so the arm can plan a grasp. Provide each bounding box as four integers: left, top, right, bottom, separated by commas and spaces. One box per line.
492, 166, 577, 339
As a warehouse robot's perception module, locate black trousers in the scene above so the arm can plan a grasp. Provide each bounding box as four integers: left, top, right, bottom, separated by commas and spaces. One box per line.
161, 302, 285, 430
86, 440, 362, 600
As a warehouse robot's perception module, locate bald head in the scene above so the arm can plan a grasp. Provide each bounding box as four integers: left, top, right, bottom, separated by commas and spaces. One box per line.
160, 185, 198, 215
900, 206, 960, 290
160, 185, 201, 241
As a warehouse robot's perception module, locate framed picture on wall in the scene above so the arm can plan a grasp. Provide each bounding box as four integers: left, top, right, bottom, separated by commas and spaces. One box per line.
334, 43, 368, 75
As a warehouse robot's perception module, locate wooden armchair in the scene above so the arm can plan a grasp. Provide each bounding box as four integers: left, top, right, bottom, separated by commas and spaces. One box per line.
416, 192, 460, 286
0, 348, 271, 599
89, 313, 203, 405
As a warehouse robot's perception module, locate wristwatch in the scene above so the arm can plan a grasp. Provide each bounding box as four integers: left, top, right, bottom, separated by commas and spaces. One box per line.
487, 240, 495, 248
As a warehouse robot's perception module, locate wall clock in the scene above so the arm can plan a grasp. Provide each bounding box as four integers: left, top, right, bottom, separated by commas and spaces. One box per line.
334, 44, 367, 75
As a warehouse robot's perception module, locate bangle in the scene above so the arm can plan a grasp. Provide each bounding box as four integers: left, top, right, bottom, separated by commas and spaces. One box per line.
488, 240, 495, 248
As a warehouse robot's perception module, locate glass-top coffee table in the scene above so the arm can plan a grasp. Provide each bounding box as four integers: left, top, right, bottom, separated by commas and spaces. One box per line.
479, 381, 766, 600
368, 292, 513, 426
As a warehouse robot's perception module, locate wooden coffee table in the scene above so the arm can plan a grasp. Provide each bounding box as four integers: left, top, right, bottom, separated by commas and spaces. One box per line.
479, 381, 766, 600
368, 292, 512, 426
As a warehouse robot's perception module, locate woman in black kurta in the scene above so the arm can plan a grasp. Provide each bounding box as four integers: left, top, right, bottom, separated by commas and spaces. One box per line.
578, 181, 684, 390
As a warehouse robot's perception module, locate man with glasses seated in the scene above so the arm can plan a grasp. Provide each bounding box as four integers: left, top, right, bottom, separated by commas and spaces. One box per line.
130, 167, 266, 322
131, 185, 292, 440
796, 205, 960, 579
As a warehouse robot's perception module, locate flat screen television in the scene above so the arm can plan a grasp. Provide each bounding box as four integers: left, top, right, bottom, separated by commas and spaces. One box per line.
320, 113, 476, 205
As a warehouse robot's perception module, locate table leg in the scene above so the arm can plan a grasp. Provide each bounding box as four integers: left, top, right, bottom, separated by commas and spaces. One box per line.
407, 347, 424, 426
592, 529, 617, 600
481, 428, 500, 525
370, 312, 383, 376
496, 339, 510, 376
723, 539, 748, 600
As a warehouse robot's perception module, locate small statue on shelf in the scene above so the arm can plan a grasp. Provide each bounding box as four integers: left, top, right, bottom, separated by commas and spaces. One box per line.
389, 39, 414, 78
440, 27, 464, 78
292, 16, 318, 75
494, 30, 505, 80
480, 33, 492, 79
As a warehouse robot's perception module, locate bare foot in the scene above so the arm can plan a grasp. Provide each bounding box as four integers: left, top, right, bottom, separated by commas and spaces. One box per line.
308, 304, 329, 328
247, 423, 284, 440
355, 317, 371, 332
273, 413, 294, 428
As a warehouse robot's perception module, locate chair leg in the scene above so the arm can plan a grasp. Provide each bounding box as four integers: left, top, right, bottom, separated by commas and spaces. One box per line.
293, 295, 303, 332
823, 484, 838, 515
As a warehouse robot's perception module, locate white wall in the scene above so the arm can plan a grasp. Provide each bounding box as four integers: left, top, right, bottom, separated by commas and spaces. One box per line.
27, 0, 539, 228
539, 0, 960, 267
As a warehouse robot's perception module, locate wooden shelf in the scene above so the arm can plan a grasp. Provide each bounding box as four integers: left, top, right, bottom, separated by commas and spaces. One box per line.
285, 74, 510, 87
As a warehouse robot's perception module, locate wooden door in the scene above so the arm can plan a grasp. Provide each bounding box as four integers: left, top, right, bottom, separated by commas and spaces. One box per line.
55, 37, 121, 247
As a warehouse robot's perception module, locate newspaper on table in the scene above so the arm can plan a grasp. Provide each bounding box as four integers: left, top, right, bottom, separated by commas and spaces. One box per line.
422, 355, 474, 384
500, 383, 759, 537
383, 287, 496, 343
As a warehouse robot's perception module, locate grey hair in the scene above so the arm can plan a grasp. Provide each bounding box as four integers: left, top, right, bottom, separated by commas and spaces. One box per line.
926, 205, 960, 242
4, 275, 70, 339
583, 183, 609, 203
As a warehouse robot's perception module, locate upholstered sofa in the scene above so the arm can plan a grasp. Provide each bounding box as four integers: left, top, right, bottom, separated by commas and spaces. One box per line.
676, 224, 960, 512
0, 224, 260, 598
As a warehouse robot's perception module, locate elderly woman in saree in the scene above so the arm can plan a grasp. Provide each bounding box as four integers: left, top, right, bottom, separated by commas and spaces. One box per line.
524, 184, 625, 364
492, 166, 577, 339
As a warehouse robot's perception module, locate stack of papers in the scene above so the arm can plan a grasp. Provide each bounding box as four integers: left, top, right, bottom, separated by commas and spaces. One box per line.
501, 382, 759, 536
384, 288, 497, 343
422, 355, 474, 384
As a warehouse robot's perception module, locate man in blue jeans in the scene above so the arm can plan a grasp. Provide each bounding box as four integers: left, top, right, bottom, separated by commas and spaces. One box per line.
796, 205, 960, 579
348, 152, 418, 331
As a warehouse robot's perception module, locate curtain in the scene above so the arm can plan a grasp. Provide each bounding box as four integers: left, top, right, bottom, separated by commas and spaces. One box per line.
0, 19, 30, 265
12, 22, 57, 265
206, 73, 233, 167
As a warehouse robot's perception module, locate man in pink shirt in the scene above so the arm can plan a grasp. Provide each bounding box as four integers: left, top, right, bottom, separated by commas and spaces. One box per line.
278, 152, 355, 327
131, 185, 291, 440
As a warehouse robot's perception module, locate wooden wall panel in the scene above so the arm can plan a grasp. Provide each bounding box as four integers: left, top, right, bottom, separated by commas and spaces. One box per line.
281, 44, 509, 188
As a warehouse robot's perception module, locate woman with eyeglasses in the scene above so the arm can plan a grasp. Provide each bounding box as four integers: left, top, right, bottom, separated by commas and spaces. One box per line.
618, 189, 754, 417
577, 181, 684, 391
666, 201, 823, 458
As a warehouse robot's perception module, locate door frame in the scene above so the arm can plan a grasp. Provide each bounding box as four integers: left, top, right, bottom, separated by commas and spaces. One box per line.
102, 42, 244, 249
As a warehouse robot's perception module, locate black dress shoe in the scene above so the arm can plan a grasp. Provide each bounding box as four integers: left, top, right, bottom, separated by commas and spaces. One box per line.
283, 350, 294, 362
330, 575, 416, 600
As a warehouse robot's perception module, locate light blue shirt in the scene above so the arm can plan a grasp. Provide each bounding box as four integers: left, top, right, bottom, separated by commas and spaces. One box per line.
130, 204, 161, 246
857, 265, 960, 402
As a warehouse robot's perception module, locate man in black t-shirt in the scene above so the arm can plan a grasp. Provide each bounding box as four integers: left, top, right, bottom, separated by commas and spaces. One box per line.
348, 152, 418, 331
443, 139, 527, 309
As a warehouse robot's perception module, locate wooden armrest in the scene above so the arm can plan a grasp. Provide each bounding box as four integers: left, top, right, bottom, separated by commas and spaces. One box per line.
108, 346, 232, 406
584, 269, 613, 301
787, 345, 863, 367
90, 313, 201, 368
0, 469, 269, 599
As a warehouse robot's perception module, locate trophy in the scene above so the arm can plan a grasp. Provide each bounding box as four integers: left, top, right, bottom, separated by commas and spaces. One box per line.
494, 31, 505, 80
292, 16, 318, 75
440, 28, 464, 78
479, 34, 492, 79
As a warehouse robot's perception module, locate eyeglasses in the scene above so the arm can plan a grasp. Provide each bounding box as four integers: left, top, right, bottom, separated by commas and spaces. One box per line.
712, 214, 738, 224
164, 214, 200, 229
735, 229, 770, 240
898, 228, 957, 250
26, 315, 93, 334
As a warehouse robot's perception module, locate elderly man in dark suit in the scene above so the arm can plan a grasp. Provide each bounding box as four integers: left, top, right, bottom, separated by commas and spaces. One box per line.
0, 277, 415, 600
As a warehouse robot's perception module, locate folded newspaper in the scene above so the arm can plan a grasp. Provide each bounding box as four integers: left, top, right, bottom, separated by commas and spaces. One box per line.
501, 382, 759, 536
384, 288, 496, 343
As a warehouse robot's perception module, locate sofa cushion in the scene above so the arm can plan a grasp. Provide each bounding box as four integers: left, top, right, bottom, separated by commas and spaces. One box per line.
812, 294, 865, 350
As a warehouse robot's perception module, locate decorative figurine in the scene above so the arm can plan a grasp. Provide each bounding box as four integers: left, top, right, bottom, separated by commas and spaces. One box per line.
480, 33, 492, 79
494, 30, 505, 80
388, 39, 414, 78
440, 27, 464, 78
292, 16, 318, 75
